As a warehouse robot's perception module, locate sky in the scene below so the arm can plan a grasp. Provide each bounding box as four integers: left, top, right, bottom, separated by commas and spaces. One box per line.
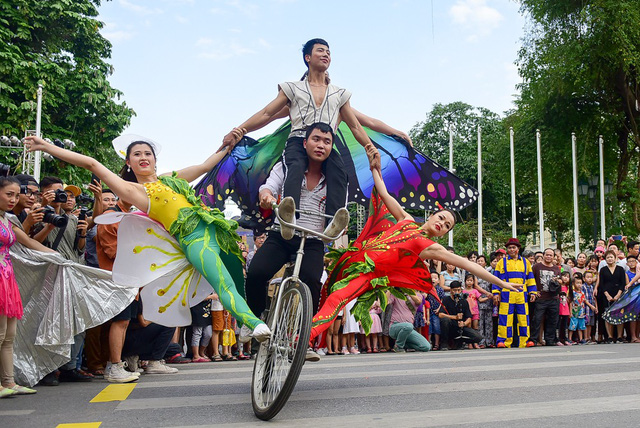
97, 0, 526, 174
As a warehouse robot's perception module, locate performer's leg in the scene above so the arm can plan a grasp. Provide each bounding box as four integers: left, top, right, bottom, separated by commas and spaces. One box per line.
310, 275, 373, 342
245, 232, 291, 318
497, 290, 513, 346
181, 223, 263, 330
324, 149, 348, 218
515, 292, 530, 347
298, 239, 325, 314
282, 137, 307, 209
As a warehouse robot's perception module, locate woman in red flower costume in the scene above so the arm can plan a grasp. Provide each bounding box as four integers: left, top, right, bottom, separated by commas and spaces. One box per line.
310, 146, 519, 339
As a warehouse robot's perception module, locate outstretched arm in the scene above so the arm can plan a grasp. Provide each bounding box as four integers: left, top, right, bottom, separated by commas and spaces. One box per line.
221, 90, 290, 150
420, 243, 521, 292
367, 145, 411, 223
165, 145, 232, 183
351, 108, 412, 146
340, 101, 381, 170
23, 136, 147, 210
12, 224, 55, 253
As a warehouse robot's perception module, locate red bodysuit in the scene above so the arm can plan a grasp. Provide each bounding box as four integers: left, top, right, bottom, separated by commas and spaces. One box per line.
310, 190, 436, 341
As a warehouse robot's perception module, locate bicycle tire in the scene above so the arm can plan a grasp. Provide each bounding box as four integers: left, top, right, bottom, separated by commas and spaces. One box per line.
251, 279, 312, 420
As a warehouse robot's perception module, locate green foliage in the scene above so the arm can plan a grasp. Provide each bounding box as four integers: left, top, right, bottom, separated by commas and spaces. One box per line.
516, 0, 640, 237
0, 0, 134, 184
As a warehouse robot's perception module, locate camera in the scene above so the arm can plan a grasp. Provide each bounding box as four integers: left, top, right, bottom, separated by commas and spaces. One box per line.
0, 163, 10, 177
53, 189, 67, 203
42, 206, 68, 227
76, 194, 94, 207
78, 207, 93, 221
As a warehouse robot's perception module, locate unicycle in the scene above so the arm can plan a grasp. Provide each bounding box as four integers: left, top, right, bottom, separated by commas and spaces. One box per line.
251, 201, 347, 420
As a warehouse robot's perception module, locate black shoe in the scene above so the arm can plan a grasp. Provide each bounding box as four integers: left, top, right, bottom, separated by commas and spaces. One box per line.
58, 369, 92, 382
38, 372, 59, 386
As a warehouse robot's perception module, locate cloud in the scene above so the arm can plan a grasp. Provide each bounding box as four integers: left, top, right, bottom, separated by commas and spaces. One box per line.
176, 15, 189, 24
209, 1, 259, 19
196, 39, 256, 60
119, 0, 163, 15
449, 0, 503, 41
101, 22, 135, 43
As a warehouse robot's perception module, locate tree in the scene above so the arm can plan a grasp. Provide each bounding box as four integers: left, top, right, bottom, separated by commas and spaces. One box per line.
516, 0, 640, 238
0, 0, 134, 183
409, 102, 534, 251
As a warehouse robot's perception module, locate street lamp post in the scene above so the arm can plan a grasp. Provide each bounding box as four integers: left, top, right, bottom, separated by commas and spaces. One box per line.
578, 176, 613, 246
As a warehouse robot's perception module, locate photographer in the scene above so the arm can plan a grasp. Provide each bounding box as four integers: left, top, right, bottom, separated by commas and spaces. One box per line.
530, 248, 561, 346
32, 178, 87, 264
32, 178, 91, 384
438, 281, 482, 350
9, 174, 50, 235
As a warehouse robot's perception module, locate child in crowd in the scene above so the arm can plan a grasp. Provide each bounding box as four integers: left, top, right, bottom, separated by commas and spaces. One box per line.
413, 292, 430, 340
440, 262, 461, 296
587, 255, 600, 273
476, 256, 495, 348
582, 270, 598, 343
362, 300, 382, 352
190, 295, 214, 362
558, 271, 574, 346
463, 273, 486, 349
341, 300, 360, 354
209, 292, 224, 361
626, 255, 637, 282
221, 311, 236, 361
427, 270, 443, 350
569, 275, 592, 344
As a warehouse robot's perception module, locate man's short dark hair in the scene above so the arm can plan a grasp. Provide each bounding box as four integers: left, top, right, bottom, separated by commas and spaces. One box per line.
103, 188, 115, 195
449, 280, 462, 290
305, 122, 334, 143
13, 174, 38, 187
627, 240, 640, 250
627, 254, 638, 261
302, 38, 329, 67
40, 176, 63, 190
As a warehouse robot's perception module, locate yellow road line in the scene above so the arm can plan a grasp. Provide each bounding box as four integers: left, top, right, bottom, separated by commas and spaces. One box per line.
56, 423, 102, 428
90, 383, 137, 403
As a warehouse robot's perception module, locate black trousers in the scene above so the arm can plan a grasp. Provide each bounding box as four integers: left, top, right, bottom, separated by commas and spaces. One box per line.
283, 136, 347, 218
122, 324, 176, 361
245, 231, 325, 318
530, 298, 559, 345
440, 317, 483, 346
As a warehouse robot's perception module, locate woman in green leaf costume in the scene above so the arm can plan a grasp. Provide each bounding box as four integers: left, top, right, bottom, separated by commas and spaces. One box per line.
24, 135, 270, 341
310, 146, 518, 340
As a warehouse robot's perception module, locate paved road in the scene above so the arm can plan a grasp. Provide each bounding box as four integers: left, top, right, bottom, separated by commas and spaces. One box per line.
3, 343, 640, 427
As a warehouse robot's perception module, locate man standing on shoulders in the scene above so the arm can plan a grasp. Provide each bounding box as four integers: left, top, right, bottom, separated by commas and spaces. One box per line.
494, 238, 537, 348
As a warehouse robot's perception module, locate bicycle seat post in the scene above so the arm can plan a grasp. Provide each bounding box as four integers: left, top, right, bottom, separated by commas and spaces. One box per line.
289, 233, 307, 282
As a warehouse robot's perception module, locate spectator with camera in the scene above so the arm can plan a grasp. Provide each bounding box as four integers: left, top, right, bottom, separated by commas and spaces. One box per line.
9, 174, 45, 235
32, 177, 91, 384
530, 248, 561, 346
438, 281, 482, 350
32, 177, 87, 263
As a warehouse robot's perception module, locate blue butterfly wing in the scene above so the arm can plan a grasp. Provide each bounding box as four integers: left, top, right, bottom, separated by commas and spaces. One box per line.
334, 122, 478, 211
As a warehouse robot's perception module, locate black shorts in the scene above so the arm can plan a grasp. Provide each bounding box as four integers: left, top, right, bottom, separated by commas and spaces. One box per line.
112, 299, 139, 322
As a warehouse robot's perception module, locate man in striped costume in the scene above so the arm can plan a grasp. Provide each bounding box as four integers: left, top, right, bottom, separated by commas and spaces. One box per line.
493, 238, 537, 348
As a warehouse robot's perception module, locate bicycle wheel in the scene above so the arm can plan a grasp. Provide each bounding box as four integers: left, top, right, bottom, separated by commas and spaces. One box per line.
251, 279, 312, 420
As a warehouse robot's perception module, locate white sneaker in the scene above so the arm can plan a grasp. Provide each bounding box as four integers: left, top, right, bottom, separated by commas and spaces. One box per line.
278, 197, 296, 240
239, 323, 272, 343
252, 323, 272, 343
323, 207, 349, 241
105, 362, 138, 383
316, 348, 327, 356
305, 348, 320, 362
144, 360, 178, 374
123, 355, 142, 376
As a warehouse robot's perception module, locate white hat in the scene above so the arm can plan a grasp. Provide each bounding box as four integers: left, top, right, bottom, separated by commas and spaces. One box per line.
112, 134, 162, 160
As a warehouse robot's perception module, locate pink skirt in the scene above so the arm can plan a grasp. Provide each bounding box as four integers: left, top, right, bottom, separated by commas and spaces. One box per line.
0, 270, 23, 319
